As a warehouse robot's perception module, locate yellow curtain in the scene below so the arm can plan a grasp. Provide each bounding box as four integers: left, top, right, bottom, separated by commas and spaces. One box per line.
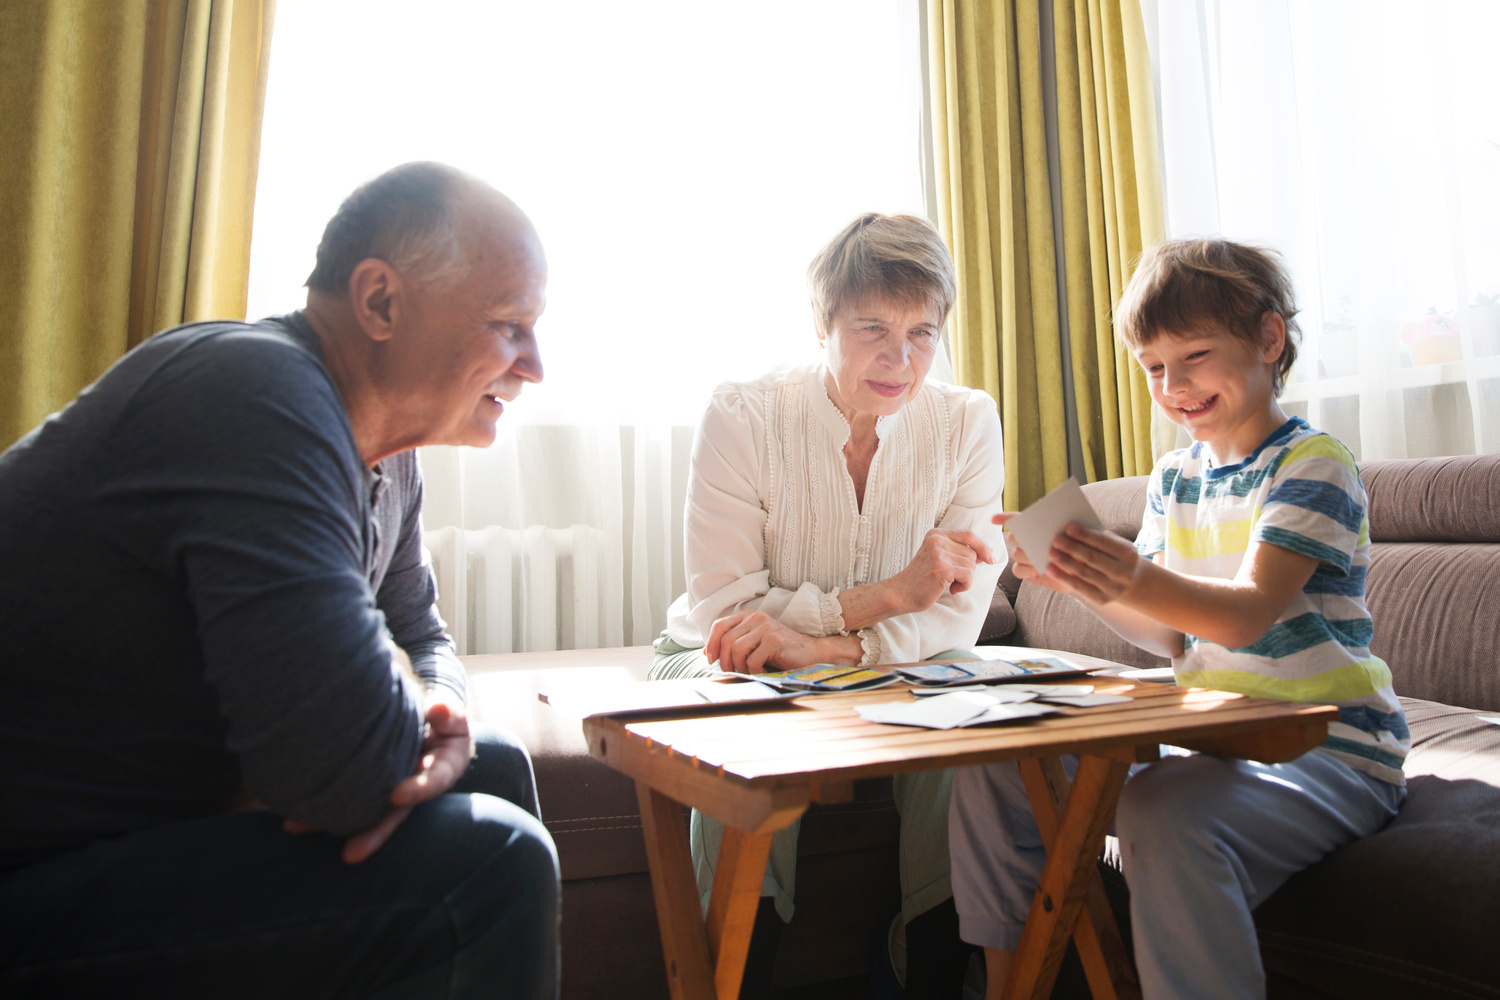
930, 0, 1164, 508
0, 0, 276, 449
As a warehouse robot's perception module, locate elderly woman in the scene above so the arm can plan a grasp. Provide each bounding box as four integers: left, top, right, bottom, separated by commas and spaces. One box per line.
652, 213, 1006, 999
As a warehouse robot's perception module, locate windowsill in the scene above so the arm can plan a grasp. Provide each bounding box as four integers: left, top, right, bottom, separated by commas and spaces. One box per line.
1282, 354, 1500, 403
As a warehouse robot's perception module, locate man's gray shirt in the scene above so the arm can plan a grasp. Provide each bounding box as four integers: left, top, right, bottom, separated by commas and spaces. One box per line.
0, 314, 465, 870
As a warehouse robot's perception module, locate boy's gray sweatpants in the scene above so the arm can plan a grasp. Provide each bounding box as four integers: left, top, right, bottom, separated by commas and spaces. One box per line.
948, 749, 1403, 1000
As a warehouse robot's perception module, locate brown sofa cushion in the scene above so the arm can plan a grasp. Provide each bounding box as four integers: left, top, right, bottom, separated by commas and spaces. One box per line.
1253, 698, 1500, 999
1007, 584, 1170, 672
1361, 455, 1500, 543
980, 594, 1017, 642
1365, 542, 1500, 712
469, 661, 656, 881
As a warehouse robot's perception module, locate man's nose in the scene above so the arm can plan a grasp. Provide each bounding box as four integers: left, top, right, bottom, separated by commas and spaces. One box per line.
513, 341, 544, 384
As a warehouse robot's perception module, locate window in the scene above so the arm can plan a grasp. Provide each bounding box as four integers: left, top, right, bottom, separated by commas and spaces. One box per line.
1145, 0, 1500, 459
247, 1, 932, 651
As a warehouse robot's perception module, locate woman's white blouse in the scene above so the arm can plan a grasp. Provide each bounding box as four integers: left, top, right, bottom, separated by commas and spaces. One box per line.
665, 362, 1007, 665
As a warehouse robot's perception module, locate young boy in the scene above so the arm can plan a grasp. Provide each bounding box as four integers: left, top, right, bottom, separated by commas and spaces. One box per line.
948, 239, 1408, 999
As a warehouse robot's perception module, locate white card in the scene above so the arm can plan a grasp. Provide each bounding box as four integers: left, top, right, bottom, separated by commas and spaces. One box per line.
969, 701, 1063, 724
695, 678, 785, 703
1006, 684, 1094, 697
911, 686, 1038, 703
1004, 477, 1104, 577
855, 691, 999, 729
856, 691, 1064, 729
1036, 693, 1133, 707
1479, 716, 1500, 727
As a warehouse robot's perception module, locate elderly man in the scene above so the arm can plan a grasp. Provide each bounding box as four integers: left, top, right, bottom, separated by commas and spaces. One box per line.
0, 163, 556, 999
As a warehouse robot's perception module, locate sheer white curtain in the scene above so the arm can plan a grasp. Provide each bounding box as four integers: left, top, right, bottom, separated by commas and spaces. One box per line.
246, 1, 936, 653
1141, 0, 1500, 460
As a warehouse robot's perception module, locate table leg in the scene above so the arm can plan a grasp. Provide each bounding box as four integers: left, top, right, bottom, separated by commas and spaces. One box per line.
705, 825, 775, 1000
1005, 755, 1133, 1000
636, 781, 716, 1000
1018, 756, 1141, 1000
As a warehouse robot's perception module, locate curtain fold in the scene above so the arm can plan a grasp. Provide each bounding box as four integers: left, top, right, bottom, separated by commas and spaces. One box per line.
0, 0, 275, 448
929, 0, 1164, 507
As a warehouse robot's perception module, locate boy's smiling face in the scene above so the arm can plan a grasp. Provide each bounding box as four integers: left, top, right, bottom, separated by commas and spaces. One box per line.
1134, 314, 1289, 466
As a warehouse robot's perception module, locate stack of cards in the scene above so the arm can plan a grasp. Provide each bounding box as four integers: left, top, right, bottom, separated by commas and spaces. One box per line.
893, 656, 1091, 687
694, 677, 790, 703
856, 691, 1060, 729
855, 684, 1133, 730
756, 663, 900, 693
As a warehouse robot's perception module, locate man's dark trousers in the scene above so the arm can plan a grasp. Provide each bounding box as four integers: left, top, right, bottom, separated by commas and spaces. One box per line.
0, 728, 558, 999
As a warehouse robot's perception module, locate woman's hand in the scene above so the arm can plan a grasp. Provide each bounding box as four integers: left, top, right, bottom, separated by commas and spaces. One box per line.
891, 528, 995, 614
992, 513, 1143, 604
706, 610, 843, 674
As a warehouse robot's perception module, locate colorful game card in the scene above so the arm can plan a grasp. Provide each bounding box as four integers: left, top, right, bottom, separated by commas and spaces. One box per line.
758, 663, 898, 692
896, 656, 1094, 687
893, 662, 978, 684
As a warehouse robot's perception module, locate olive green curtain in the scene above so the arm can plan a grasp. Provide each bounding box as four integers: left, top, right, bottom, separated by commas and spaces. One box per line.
929, 0, 1164, 508
0, 0, 276, 448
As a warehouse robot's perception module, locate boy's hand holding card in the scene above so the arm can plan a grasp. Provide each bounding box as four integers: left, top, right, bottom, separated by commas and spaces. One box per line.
1001, 477, 1104, 577
998, 478, 1149, 605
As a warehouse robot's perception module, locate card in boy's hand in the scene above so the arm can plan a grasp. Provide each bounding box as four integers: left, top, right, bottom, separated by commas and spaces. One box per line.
1004, 476, 1104, 577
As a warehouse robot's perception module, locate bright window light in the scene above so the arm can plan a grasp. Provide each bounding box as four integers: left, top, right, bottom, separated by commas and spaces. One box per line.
247, 0, 928, 425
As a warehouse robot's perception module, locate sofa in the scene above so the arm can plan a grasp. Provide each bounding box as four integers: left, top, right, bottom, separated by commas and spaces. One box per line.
463, 453, 1500, 999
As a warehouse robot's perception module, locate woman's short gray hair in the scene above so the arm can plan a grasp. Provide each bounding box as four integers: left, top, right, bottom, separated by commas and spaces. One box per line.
807, 213, 956, 334
306, 161, 472, 294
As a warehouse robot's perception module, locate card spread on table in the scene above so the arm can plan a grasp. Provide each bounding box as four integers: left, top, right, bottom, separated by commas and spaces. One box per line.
1008, 684, 1095, 697
1004, 476, 1104, 577
911, 685, 1039, 702
695, 678, 787, 703
1035, 692, 1133, 707
856, 692, 1010, 729
856, 690, 1064, 729
758, 663, 899, 692
894, 662, 976, 684
896, 656, 1091, 687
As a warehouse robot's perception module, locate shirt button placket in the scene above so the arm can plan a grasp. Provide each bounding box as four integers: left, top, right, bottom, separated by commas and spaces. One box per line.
853, 514, 871, 585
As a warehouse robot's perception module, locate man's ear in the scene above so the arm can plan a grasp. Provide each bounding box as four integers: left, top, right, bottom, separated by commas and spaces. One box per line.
348, 258, 403, 343
1260, 310, 1287, 363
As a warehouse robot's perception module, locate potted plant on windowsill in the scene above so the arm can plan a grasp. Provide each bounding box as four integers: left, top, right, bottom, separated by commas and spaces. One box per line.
1401, 308, 1463, 366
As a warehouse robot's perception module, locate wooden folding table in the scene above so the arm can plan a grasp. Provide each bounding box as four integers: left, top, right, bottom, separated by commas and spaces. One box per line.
576, 665, 1337, 1000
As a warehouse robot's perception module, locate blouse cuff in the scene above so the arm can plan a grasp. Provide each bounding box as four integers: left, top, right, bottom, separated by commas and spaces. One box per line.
856, 628, 882, 667
820, 590, 848, 637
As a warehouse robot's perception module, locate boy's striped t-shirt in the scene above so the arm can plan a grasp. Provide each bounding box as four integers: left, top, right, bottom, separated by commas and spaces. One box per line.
1135, 416, 1408, 785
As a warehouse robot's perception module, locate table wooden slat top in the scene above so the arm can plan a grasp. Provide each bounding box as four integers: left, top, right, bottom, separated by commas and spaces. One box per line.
580, 670, 1338, 840
584, 674, 1338, 796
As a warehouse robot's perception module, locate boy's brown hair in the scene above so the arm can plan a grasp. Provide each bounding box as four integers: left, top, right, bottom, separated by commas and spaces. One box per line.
1115, 239, 1302, 394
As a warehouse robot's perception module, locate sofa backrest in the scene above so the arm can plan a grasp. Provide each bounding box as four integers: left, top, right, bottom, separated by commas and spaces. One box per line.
1004, 453, 1500, 711
1359, 455, 1500, 710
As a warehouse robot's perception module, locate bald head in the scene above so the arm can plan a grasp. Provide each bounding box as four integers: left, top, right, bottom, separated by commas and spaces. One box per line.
306, 161, 538, 295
